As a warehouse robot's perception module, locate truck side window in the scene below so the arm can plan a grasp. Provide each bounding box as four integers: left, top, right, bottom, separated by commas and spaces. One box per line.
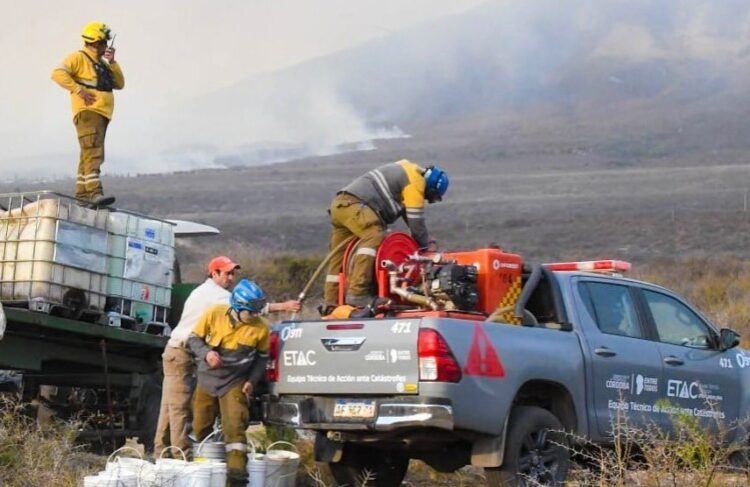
642, 290, 713, 348
579, 282, 642, 338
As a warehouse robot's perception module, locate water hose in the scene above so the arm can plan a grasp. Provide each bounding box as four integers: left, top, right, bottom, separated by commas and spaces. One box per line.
291, 236, 355, 319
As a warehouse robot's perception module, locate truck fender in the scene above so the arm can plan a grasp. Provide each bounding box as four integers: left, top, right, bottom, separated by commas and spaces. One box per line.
471, 380, 578, 468
471, 410, 510, 468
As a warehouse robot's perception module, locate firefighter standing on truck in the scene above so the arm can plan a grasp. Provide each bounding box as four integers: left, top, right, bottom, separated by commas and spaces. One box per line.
324, 160, 449, 309
51, 22, 124, 206
187, 279, 270, 486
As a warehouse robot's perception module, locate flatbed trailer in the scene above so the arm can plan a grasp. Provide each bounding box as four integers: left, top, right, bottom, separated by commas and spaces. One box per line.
0, 304, 172, 449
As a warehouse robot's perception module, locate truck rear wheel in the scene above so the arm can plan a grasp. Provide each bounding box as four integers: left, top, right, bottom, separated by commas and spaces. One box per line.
484, 406, 569, 487
328, 444, 409, 487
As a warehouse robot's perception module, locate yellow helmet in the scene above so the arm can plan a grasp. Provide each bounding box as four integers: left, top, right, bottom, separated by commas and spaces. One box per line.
81, 22, 112, 43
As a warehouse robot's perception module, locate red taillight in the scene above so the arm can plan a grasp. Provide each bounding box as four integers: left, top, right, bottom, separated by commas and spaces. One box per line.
418, 328, 462, 383
266, 331, 280, 382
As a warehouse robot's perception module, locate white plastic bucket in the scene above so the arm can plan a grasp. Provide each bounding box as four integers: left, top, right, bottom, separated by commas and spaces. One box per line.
156, 445, 189, 487
153, 464, 180, 487
246, 439, 266, 487
95, 471, 138, 487
209, 461, 227, 487
103, 446, 146, 486
194, 429, 226, 463
183, 463, 212, 487
264, 441, 300, 487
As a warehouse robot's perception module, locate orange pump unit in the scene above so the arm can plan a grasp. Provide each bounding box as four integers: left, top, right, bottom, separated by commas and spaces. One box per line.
338, 232, 523, 315
441, 248, 523, 315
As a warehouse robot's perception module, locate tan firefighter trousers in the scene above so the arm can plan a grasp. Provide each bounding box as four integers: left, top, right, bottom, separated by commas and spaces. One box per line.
73, 110, 109, 201
193, 382, 250, 486
154, 346, 194, 459
324, 193, 385, 306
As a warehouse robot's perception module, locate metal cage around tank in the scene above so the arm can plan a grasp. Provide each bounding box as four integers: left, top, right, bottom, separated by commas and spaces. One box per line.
0, 191, 110, 319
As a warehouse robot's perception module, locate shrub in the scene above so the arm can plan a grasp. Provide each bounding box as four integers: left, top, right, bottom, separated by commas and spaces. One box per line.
565, 403, 749, 487
0, 396, 103, 487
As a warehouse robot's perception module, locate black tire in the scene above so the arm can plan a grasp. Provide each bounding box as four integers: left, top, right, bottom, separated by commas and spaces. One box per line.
485, 406, 570, 487
729, 444, 750, 470
328, 444, 409, 487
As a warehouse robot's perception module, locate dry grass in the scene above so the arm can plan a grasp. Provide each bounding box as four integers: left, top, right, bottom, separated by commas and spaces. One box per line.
0, 396, 103, 487
2, 408, 748, 486
563, 407, 750, 487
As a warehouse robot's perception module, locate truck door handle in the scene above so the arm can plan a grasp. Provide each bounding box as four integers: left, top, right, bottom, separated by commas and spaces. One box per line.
594, 347, 616, 357
663, 356, 684, 366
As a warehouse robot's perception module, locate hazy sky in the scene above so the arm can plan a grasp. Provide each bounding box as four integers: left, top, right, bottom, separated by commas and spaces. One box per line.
0, 0, 484, 178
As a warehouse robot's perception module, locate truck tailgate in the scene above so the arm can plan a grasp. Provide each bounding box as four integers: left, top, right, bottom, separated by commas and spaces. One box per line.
274, 318, 419, 395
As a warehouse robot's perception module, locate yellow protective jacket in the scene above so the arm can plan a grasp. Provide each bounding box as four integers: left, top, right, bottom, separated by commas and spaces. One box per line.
187, 304, 270, 397
51, 46, 125, 120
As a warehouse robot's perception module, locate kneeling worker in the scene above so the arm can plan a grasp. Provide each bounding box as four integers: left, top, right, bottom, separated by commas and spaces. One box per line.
324, 160, 449, 309
188, 279, 270, 486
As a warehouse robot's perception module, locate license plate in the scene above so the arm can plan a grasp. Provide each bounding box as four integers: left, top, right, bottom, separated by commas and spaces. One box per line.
333, 400, 376, 419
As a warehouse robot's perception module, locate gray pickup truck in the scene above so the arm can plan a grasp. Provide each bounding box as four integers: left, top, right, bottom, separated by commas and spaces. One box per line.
264, 262, 750, 486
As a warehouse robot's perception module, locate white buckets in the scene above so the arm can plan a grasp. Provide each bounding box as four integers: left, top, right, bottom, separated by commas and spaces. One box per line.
153, 446, 225, 487
194, 430, 227, 463
83, 471, 137, 486
193, 429, 227, 487
153, 446, 189, 486
86, 439, 299, 487
209, 462, 227, 487
82, 444, 218, 487
182, 463, 212, 487
247, 441, 300, 487
247, 439, 266, 487
82, 446, 148, 486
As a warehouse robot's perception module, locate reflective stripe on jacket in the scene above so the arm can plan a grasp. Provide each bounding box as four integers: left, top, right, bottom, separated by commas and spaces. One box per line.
340, 159, 430, 246
187, 304, 269, 397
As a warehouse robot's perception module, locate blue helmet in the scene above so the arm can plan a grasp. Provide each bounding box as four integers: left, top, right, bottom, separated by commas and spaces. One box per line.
424, 165, 449, 202
230, 279, 267, 313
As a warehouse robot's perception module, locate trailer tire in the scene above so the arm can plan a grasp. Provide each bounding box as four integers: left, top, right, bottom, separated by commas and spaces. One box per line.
484, 406, 569, 487
328, 444, 409, 487
136, 371, 163, 452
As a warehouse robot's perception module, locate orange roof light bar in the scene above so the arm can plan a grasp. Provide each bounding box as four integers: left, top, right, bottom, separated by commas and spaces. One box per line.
544, 260, 631, 273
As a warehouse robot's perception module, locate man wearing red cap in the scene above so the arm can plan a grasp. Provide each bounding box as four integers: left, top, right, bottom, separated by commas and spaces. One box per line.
154, 256, 300, 458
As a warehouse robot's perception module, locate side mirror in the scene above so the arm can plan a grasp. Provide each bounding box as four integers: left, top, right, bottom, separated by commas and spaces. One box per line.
719, 328, 741, 351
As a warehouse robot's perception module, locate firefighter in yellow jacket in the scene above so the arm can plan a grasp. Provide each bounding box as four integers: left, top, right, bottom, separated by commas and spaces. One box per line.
51, 22, 124, 206
187, 279, 270, 486
325, 160, 450, 309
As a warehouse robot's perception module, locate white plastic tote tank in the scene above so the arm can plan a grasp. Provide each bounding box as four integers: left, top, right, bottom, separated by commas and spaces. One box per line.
106, 210, 175, 324
0, 192, 108, 316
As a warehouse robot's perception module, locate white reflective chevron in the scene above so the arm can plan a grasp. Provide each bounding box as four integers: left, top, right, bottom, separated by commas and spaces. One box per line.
355, 247, 377, 257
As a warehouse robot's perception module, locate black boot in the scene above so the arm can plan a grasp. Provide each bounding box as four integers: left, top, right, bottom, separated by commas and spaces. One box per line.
90, 194, 116, 208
